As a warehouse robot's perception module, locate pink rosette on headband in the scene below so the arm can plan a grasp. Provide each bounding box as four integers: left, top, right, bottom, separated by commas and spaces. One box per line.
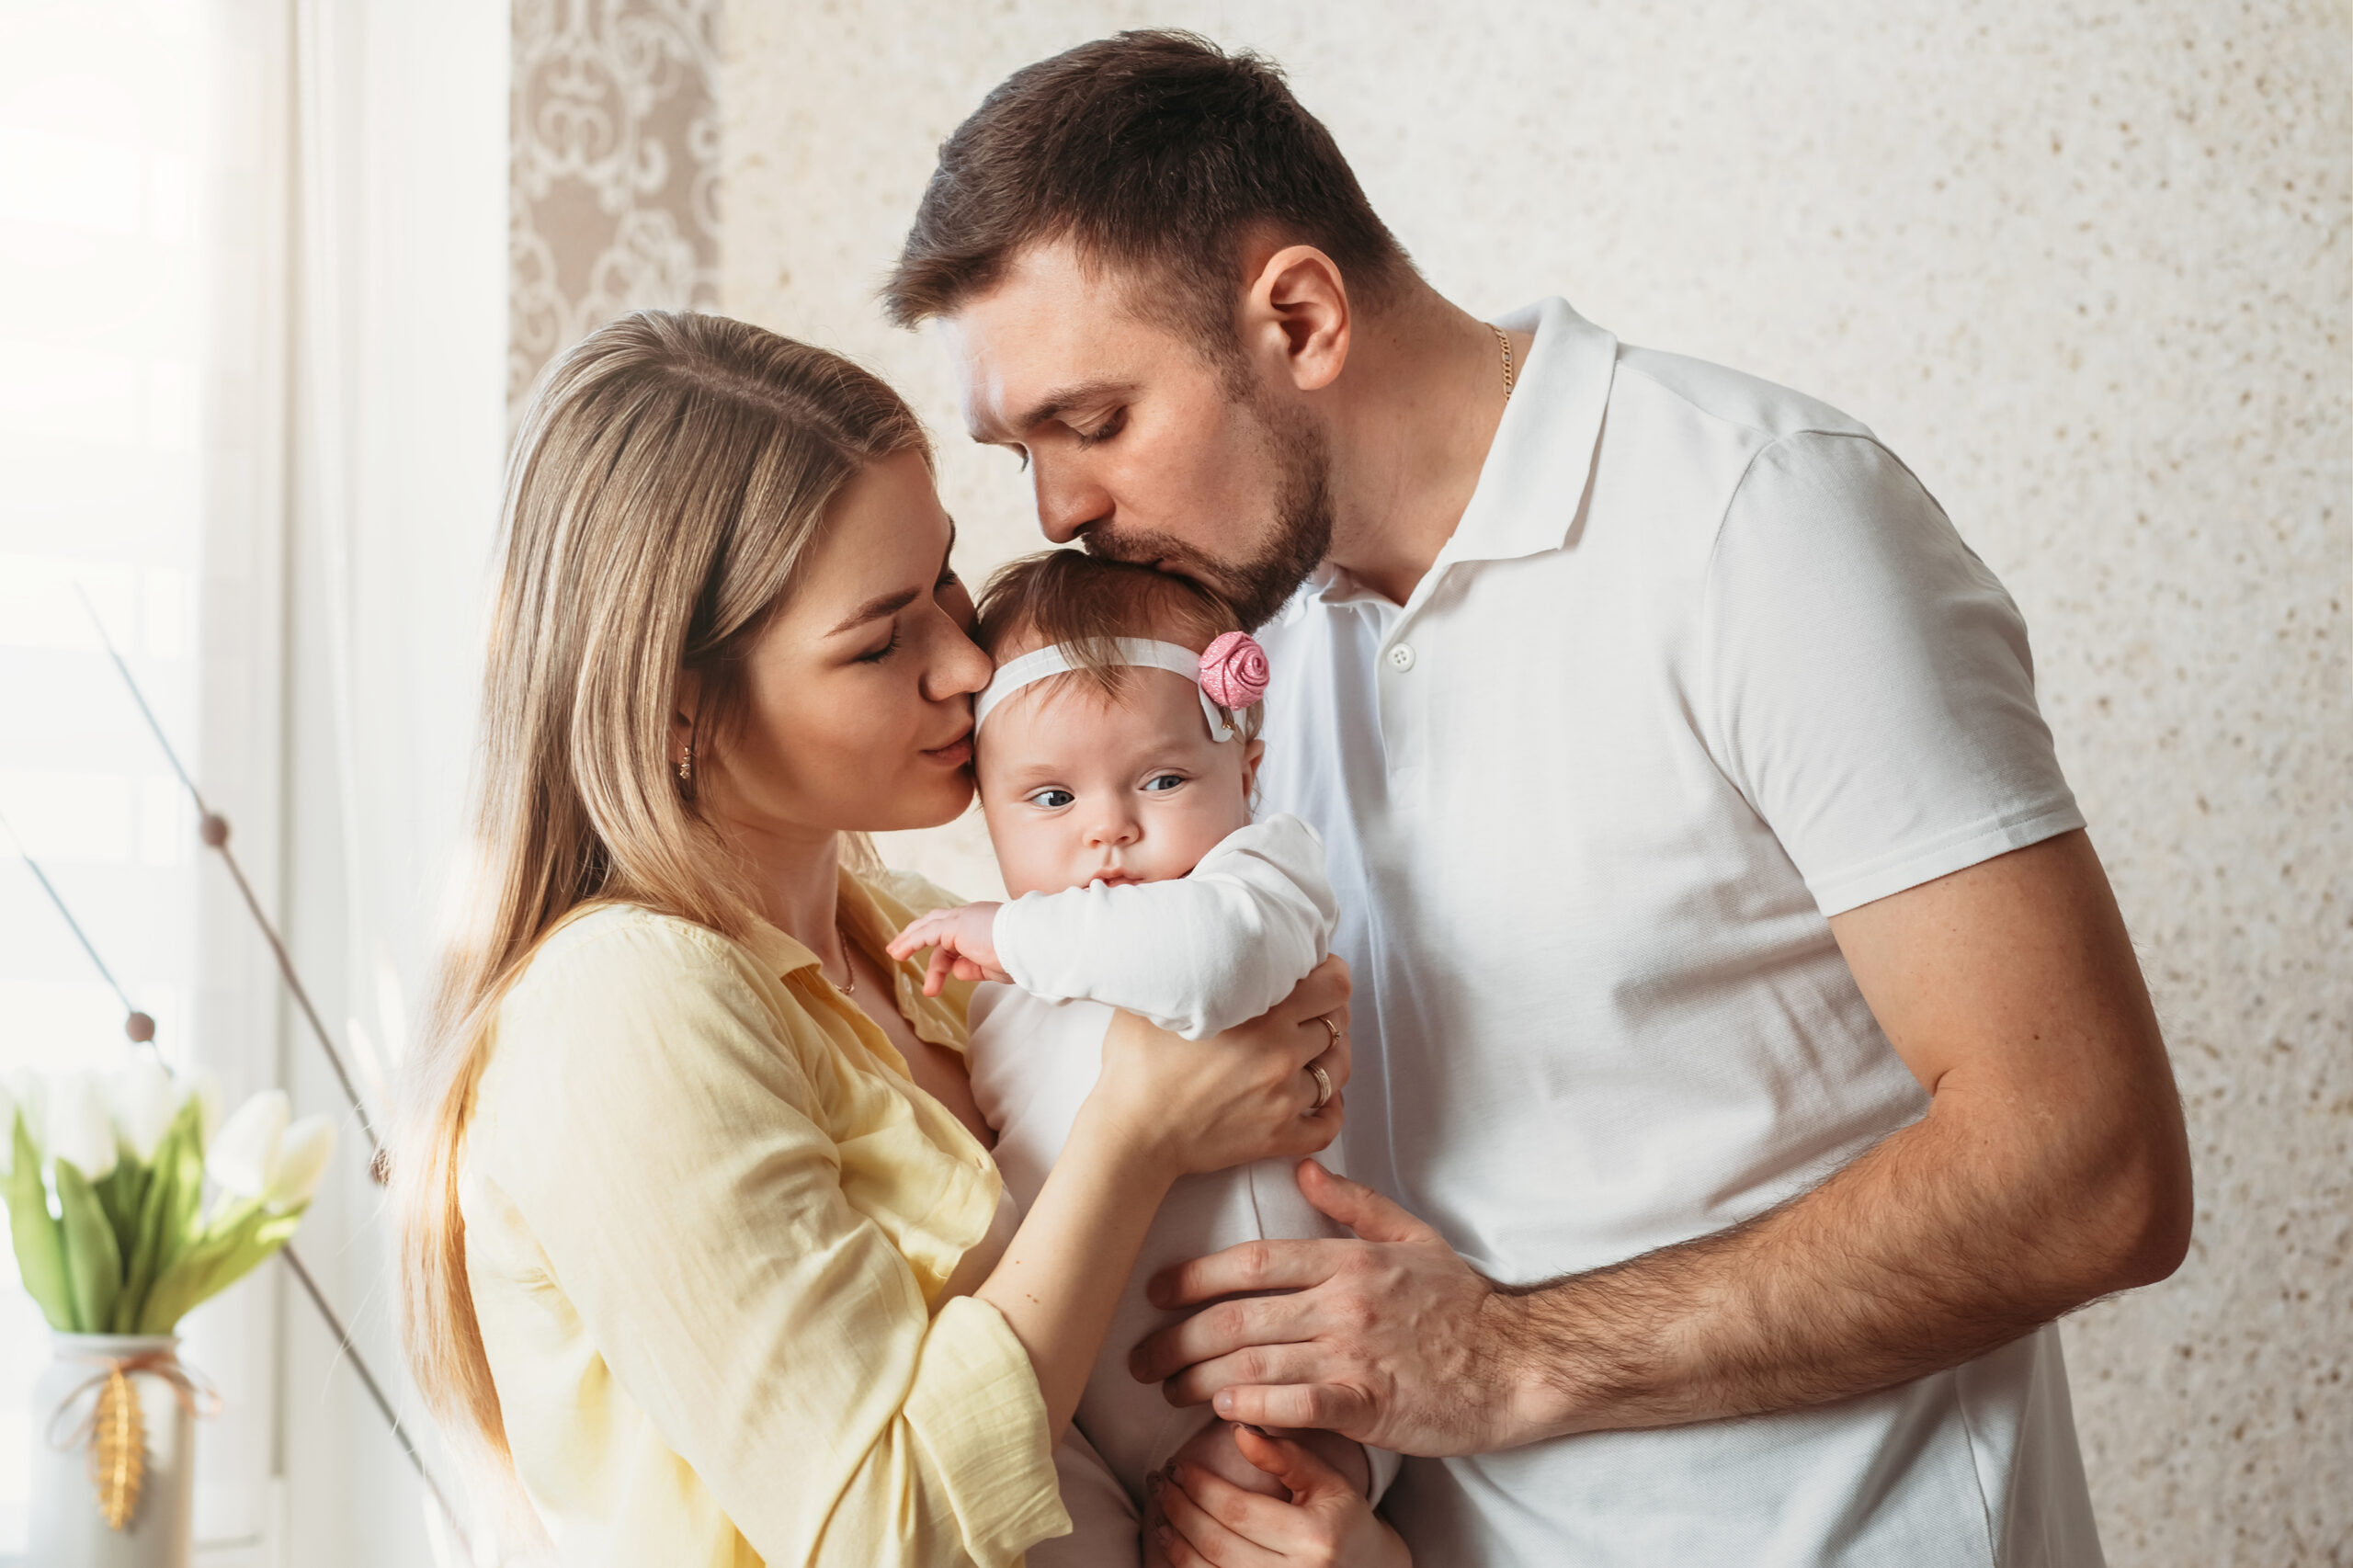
1198, 631, 1270, 710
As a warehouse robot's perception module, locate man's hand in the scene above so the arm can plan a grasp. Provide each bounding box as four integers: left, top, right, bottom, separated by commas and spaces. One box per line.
886, 902, 1009, 994
1131, 831, 2192, 1451
1131, 1160, 1520, 1456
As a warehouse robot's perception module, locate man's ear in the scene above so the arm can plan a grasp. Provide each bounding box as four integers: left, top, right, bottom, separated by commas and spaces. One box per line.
1242, 244, 1351, 394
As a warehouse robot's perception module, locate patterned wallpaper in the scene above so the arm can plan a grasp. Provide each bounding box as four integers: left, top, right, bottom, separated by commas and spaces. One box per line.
509, 0, 722, 419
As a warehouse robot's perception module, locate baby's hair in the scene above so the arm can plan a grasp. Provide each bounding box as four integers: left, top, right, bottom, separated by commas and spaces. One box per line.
973, 550, 1266, 742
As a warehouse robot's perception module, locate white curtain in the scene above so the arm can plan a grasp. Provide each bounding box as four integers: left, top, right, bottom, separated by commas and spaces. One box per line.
280, 0, 509, 1562
0, 2, 507, 1563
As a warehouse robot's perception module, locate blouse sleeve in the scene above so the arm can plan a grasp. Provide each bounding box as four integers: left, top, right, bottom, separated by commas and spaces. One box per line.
471, 915, 1067, 1566
991, 814, 1337, 1039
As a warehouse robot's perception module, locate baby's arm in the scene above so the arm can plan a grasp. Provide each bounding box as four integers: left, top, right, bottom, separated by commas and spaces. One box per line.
995, 815, 1339, 1039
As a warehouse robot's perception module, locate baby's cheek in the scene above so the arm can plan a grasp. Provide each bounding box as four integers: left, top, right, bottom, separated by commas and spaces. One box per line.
984, 809, 1081, 898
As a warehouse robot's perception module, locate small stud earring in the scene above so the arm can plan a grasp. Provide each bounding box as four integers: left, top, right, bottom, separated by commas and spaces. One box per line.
676, 741, 693, 787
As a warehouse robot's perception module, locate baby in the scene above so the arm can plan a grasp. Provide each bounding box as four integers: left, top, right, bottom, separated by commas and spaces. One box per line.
888, 551, 1392, 1563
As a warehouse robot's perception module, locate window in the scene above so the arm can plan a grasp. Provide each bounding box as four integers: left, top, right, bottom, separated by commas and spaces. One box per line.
0, 2, 284, 1556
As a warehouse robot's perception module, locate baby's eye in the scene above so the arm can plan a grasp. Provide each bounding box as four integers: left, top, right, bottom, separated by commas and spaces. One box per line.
1027, 788, 1075, 810
1142, 774, 1187, 793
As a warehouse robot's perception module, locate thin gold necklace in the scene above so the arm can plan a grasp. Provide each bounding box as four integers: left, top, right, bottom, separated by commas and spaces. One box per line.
1489, 322, 1517, 398
833, 922, 858, 995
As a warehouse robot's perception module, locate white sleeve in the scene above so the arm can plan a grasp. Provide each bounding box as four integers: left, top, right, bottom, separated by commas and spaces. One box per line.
1701, 430, 2085, 917
991, 815, 1337, 1040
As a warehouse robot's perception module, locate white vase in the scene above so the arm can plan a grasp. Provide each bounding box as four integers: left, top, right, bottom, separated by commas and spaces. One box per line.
28, 1334, 197, 1568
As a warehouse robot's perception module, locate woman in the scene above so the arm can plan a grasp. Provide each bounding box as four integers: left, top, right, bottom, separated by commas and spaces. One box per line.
392, 312, 1382, 1566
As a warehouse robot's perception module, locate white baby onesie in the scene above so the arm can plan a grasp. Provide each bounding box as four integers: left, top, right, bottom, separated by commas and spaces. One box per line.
966, 815, 1392, 1562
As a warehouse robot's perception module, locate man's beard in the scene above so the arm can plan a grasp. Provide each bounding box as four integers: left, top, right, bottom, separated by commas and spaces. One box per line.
1081, 391, 1333, 631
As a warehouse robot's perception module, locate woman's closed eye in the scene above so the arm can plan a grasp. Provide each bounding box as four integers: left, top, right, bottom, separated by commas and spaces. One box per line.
855, 625, 903, 664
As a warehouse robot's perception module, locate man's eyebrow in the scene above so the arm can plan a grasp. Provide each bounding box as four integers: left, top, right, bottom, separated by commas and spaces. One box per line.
985, 377, 1137, 439
828, 587, 918, 636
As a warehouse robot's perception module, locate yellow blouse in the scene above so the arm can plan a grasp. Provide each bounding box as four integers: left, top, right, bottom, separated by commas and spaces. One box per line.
460, 869, 1070, 1567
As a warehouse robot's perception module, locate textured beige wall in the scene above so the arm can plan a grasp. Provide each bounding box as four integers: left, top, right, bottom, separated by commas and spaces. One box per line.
719, 4, 2351, 1562
511, 0, 722, 417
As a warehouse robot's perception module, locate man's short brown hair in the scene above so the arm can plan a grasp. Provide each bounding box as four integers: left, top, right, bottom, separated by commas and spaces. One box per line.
883, 30, 1413, 347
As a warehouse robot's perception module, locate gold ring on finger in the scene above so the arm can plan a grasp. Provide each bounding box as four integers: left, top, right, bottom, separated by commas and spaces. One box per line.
1313, 1012, 1342, 1050
1304, 1061, 1334, 1114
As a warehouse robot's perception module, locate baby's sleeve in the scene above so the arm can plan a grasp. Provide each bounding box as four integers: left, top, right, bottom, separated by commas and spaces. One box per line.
992, 815, 1337, 1039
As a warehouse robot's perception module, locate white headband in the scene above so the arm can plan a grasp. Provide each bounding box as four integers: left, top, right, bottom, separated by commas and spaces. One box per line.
974, 638, 1238, 743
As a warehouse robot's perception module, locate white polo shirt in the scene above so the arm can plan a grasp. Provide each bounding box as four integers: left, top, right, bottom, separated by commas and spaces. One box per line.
1254, 297, 2101, 1566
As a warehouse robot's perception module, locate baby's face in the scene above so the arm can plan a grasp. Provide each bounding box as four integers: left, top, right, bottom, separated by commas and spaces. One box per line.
977, 665, 1259, 898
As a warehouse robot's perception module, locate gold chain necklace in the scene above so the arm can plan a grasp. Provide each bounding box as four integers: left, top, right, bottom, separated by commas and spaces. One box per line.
833, 922, 858, 995
1489, 322, 1517, 398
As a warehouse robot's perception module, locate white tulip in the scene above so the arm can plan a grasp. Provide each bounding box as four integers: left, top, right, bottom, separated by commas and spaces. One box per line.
265, 1116, 336, 1211
208, 1089, 289, 1199
109, 1056, 178, 1163
45, 1072, 119, 1181
187, 1069, 222, 1149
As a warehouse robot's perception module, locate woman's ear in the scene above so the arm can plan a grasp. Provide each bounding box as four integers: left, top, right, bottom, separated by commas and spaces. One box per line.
669, 669, 703, 755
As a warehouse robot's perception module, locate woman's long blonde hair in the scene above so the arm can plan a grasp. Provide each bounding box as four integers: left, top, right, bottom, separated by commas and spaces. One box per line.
394, 311, 927, 1471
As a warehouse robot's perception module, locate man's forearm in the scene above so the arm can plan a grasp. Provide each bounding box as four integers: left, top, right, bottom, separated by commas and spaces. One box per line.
1483, 1079, 2188, 1443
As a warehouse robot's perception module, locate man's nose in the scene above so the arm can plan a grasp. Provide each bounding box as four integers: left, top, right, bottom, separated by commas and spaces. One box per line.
1034, 460, 1111, 546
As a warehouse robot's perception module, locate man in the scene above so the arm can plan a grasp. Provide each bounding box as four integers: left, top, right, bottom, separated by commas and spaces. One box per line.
887, 31, 2190, 1566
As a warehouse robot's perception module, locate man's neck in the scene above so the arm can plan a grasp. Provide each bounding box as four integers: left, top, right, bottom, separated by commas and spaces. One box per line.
1320, 285, 1526, 608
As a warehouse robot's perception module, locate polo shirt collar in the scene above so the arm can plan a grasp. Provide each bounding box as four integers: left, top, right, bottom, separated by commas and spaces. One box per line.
1454, 296, 1617, 565
1288, 296, 1617, 620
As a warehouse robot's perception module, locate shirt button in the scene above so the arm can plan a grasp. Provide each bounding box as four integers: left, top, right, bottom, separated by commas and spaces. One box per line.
1387, 642, 1415, 671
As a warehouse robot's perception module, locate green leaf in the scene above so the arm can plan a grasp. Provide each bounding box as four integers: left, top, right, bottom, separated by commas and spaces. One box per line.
4, 1115, 74, 1330
94, 1158, 148, 1277
116, 1099, 205, 1334
53, 1159, 123, 1334
138, 1197, 304, 1334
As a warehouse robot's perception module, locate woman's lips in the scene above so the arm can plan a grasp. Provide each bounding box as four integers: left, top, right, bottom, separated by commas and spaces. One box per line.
923, 733, 972, 767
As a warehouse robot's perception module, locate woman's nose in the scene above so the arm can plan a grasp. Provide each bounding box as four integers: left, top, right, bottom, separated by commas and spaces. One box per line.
921, 607, 995, 701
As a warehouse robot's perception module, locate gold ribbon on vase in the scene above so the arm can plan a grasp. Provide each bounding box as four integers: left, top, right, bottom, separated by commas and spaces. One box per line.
45, 1347, 222, 1530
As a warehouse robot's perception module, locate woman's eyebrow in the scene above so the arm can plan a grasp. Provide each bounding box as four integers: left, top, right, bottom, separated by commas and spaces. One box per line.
828, 587, 918, 635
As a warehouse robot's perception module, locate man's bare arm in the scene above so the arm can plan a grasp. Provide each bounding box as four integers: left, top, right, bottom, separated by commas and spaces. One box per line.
1130, 830, 2194, 1452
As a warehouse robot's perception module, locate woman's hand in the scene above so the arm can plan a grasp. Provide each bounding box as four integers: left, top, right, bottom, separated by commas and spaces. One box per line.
1089, 956, 1351, 1177
1153, 1425, 1410, 1568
